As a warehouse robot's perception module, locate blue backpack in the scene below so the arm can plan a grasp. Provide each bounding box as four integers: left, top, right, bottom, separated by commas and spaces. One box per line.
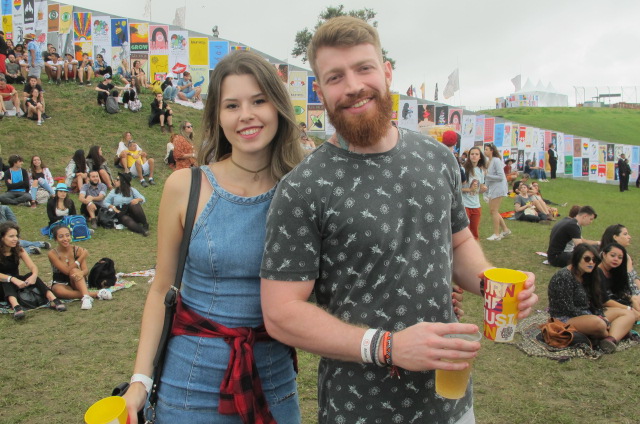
44, 215, 91, 242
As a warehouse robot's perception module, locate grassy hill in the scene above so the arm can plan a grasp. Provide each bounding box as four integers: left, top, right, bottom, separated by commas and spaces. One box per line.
480, 107, 640, 145
0, 82, 639, 423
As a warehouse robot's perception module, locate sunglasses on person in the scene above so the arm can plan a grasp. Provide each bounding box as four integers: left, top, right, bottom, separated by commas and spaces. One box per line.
582, 255, 596, 263
184, 125, 192, 128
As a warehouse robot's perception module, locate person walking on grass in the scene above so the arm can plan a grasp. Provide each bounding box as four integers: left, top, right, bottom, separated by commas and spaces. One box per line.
484, 143, 511, 240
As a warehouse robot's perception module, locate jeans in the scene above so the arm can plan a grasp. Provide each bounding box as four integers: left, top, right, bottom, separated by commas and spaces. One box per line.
30, 178, 55, 201
163, 86, 178, 101
20, 240, 47, 254
0, 191, 32, 205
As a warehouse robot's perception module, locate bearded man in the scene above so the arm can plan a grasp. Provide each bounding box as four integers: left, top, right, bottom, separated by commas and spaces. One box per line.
260, 16, 538, 423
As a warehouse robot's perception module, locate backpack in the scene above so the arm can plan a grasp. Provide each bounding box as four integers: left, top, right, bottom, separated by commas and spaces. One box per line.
106, 96, 120, 114
88, 258, 117, 289
17, 285, 48, 309
97, 207, 118, 229
49, 215, 91, 242
128, 98, 142, 112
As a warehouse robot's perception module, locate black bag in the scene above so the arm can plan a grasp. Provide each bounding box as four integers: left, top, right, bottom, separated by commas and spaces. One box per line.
88, 258, 117, 289
97, 207, 118, 229
105, 95, 120, 114
17, 285, 48, 309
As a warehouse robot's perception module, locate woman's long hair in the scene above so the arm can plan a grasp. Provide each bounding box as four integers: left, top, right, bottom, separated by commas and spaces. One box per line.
485, 143, 500, 159
54, 190, 75, 210
600, 224, 626, 250
180, 121, 193, 141
86, 145, 105, 171
116, 173, 132, 198
30, 155, 47, 174
463, 146, 486, 180
72, 149, 87, 174
0, 222, 22, 265
199, 51, 304, 181
569, 243, 602, 311
600, 242, 631, 302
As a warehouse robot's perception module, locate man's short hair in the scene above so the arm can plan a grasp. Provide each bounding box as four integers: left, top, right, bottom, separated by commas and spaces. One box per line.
0, 75, 6, 82
578, 205, 597, 219
8, 155, 23, 167
308, 16, 383, 78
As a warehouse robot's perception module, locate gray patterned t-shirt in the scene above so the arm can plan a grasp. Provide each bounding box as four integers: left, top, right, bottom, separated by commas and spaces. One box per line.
261, 129, 471, 423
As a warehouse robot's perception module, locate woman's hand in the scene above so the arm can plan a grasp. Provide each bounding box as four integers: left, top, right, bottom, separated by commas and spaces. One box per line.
130, 198, 141, 205
25, 275, 37, 286
11, 277, 25, 288
123, 383, 148, 424
112, 207, 120, 213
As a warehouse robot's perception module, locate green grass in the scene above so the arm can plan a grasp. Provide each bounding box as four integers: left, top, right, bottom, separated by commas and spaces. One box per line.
0, 82, 639, 423
480, 107, 640, 146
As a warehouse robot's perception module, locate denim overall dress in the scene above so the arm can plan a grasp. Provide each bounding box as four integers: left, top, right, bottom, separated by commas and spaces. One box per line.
153, 166, 300, 423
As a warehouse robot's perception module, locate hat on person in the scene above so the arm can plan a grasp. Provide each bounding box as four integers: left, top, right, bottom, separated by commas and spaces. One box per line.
103, 73, 111, 80
442, 131, 460, 147
118, 172, 132, 185
24, 33, 36, 40
55, 183, 70, 192
505, 158, 516, 164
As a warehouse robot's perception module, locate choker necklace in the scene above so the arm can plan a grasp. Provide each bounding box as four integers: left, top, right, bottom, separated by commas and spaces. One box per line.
230, 157, 270, 181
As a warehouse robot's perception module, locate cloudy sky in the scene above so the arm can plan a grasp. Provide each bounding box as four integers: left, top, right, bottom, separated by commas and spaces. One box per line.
66, 0, 640, 110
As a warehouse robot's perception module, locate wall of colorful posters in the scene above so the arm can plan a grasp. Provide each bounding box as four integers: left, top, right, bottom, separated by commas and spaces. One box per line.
168, 29, 188, 75
188, 37, 208, 66
208, 40, 228, 69
149, 25, 168, 55
308, 104, 325, 131
130, 22, 148, 52
92, 15, 111, 65
288, 71, 307, 100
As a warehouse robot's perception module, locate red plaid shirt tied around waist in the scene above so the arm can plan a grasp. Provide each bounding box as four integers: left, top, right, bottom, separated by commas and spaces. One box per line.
171, 295, 296, 424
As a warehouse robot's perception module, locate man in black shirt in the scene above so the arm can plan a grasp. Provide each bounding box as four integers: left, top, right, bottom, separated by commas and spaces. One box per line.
547, 205, 599, 267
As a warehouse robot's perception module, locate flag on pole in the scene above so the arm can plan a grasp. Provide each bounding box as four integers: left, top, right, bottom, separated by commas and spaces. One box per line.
419, 82, 425, 99
511, 74, 521, 92
443, 68, 459, 99
406, 85, 413, 97
434, 83, 438, 101
143, 0, 151, 20
173, 6, 186, 28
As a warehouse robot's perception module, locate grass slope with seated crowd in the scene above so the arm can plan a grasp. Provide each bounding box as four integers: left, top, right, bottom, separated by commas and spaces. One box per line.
0, 85, 639, 423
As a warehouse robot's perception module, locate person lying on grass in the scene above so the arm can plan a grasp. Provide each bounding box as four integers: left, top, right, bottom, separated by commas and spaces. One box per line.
48, 225, 112, 311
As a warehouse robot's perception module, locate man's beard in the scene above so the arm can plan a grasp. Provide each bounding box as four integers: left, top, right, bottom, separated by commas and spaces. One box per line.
90, 181, 98, 186
326, 86, 393, 149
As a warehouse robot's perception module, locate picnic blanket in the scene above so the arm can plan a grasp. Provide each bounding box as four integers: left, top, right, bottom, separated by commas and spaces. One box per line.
0, 279, 135, 314
119, 268, 155, 283
174, 99, 205, 110
514, 310, 640, 362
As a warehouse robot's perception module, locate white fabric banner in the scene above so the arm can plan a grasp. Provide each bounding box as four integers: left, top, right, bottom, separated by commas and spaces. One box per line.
398, 99, 418, 132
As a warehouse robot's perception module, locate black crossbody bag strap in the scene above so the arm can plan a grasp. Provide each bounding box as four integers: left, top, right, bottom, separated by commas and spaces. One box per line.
147, 167, 202, 409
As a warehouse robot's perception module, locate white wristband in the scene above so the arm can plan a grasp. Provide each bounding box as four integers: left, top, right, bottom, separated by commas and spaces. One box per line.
361, 329, 377, 363
130, 373, 153, 393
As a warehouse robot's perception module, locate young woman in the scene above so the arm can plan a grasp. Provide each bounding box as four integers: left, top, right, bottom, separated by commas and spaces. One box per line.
93, 53, 112, 78
461, 146, 487, 240
103, 173, 149, 236
86, 145, 114, 189
149, 92, 173, 133
513, 183, 549, 223
48, 226, 112, 311
484, 143, 511, 240
131, 60, 149, 91
25, 87, 44, 125
524, 159, 549, 182
530, 181, 565, 207
65, 149, 89, 191
0, 222, 65, 320
548, 244, 636, 353
46, 183, 77, 226
29, 155, 55, 207
123, 51, 305, 423
600, 224, 640, 304
598, 243, 640, 316
169, 121, 197, 170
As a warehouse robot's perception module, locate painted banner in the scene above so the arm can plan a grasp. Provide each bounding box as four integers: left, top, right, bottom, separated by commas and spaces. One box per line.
189, 37, 208, 66
288, 70, 307, 100
130, 52, 148, 80
23, 0, 34, 26
12, 2, 23, 45
189, 64, 209, 98
573, 137, 582, 158
606, 143, 615, 161
1, 0, 10, 15
73, 12, 90, 41
208, 40, 228, 69
149, 54, 168, 82
556, 133, 565, 175
483, 117, 495, 143
448, 108, 462, 132
307, 104, 325, 131
168, 29, 188, 75
307, 76, 320, 104
110, 18, 127, 47
517, 149, 525, 171
399, 99, 418, 132
564, 156, 573, 175
74, 41, 92, 60
494, 123, 504, 147
34, 0, 46, 35
149, 25, 168, 55
92, 15, 111, 65
47, 3, 58, 32
475, 116, 485, 143
111, 45, 130, 76
2, 15, 11, 38
275, 63, 288, 85
435, 106, 448, 125
589, 140, 599, 181
597, 144, 607, 164
460, 115, 475, 152
292, 99, 307, 125
391, 93, 398, 124
58, 4, 72, 34
606, 162, 615, 180
130, 22, 148, 52
597, 164, 607, 183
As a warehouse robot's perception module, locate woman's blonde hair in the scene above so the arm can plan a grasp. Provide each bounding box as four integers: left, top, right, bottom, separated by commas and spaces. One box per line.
198, 51, 304, 180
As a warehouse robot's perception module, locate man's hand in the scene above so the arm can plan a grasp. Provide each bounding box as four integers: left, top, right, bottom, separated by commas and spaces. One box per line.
452, 284, 464, 319
516, 271, 538, 320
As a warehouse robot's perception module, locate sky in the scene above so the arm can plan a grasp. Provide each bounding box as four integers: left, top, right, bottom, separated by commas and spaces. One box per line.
64, 0, 640, 110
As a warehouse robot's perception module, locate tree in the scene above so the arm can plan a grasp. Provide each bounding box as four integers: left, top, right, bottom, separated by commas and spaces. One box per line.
291, 5, 396, 69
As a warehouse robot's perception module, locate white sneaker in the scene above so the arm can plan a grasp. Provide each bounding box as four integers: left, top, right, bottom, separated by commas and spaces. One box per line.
486, 234, 502, 241
97, 289, 113, 300
81, 295, 94, 310
500, 229, 512, 237
124, 103, 129, 109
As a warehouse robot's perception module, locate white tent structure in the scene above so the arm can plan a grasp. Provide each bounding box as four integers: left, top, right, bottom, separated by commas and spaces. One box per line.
512, 78, 569, 107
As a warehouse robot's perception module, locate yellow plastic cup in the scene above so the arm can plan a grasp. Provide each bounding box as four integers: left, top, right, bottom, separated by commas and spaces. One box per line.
482, 268, 527, 342
84, 396, 128, 424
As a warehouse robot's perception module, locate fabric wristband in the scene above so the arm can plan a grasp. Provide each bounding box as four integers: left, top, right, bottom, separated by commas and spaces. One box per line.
371, 329, 386, 367
361, 329, 378, 363
130, 373, 153, 394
